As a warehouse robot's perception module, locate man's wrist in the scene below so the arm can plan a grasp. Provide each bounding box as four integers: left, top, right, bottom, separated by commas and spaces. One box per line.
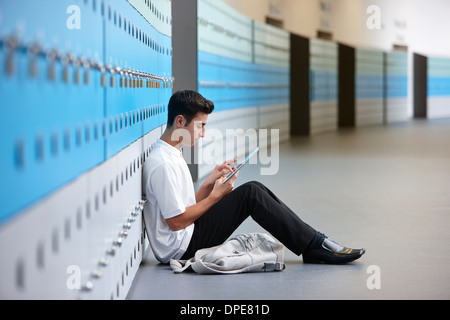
204, 175, 217, 188
207, 191, 221, 204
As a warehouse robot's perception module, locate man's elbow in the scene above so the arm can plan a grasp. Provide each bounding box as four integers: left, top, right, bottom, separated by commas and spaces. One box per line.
166, 217, 185, 232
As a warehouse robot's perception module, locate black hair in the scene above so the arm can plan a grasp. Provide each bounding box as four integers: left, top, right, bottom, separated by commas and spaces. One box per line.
167, 90, 214, 127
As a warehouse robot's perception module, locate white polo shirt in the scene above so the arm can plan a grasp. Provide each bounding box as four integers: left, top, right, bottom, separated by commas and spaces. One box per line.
143, 139, 196, 263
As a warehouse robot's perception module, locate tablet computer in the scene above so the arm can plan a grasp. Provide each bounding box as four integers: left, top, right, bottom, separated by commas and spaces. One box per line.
223, 147, 259, 184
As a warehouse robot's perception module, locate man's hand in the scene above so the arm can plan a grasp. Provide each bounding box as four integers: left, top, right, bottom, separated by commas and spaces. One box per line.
210, 169, 239, 202
205, 159, 237, 186
195, 158, 238, 203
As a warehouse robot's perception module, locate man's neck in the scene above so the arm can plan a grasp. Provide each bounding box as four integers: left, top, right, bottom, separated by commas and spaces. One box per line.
160, 128, 182, 151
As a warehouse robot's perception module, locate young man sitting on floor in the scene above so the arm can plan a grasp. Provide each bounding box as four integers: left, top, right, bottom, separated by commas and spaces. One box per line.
143, 90, 365, 265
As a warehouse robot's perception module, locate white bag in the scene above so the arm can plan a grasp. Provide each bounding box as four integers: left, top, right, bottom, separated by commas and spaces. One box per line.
170, 233, 285, 274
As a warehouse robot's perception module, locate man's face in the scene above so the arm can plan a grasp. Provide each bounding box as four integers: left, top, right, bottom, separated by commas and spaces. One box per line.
172, 112, 208, 147
186, 112, 208, 146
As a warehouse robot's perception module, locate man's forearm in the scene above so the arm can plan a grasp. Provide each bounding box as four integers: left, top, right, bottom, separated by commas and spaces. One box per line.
195, 179, 214, 202
166, 193, 220, 231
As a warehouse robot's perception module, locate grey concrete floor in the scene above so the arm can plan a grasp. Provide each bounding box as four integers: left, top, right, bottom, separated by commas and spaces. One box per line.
127, 119, 450, 300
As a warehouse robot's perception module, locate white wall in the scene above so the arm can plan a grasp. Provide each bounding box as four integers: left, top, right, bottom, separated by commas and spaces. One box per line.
407, 0, 450, 57
222, 0, 450, 56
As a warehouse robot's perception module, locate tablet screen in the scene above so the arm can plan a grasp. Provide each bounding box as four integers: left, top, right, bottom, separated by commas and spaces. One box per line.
223, 147, 259, 184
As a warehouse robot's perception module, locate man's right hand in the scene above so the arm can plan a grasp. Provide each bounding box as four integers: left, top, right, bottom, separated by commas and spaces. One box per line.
210, 170, 239, 201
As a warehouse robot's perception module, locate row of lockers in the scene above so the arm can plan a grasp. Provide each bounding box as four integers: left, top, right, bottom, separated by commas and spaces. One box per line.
0, 0, 171, 300
197, 0, 290, 114
310, 40, 408, 102
0, 133, 153, 299
198, 0, 290, 66
0, 0, 172, 223
198, 51, 289, 112
196, 0, 412, 136
291, 35, 410, 135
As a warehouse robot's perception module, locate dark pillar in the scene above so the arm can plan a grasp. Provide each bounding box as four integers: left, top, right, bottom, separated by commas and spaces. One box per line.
338, 43, 355, 128
290, 33, 310, 136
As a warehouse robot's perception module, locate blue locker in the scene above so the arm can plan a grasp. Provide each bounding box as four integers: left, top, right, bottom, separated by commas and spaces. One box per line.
0, 0, 104, 223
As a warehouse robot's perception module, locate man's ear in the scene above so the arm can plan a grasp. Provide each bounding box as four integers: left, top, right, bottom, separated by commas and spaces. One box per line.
174, 115, 186, 128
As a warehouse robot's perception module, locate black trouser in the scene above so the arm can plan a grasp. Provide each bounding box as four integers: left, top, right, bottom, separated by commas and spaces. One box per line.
181, 181, 317, 260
